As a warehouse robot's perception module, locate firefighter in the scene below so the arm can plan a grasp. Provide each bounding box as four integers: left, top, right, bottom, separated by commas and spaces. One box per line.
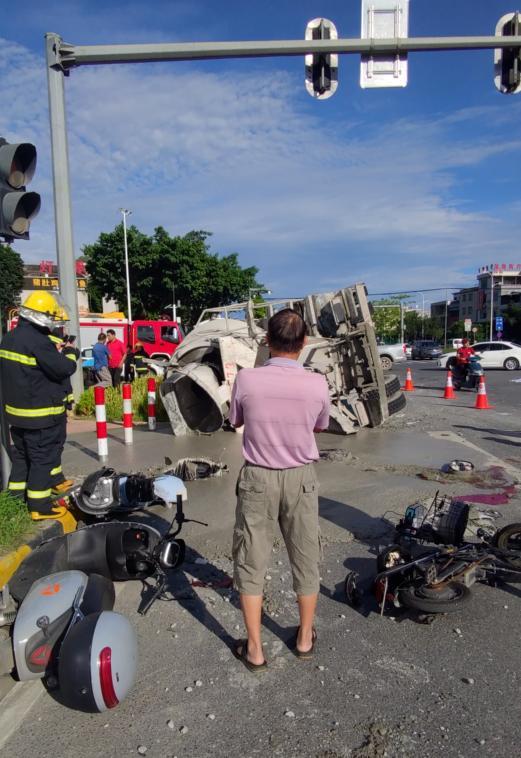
131, 341, 149, 378
0, 291, 76, 519
48, 332, 78, 494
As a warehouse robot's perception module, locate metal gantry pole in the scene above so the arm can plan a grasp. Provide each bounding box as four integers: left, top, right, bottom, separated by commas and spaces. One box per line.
56, 35, 521, 68
444, 289, 449, 348
46, 32, 84, 399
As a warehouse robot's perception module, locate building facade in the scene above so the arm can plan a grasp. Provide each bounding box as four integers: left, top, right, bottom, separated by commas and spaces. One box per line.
430, 264, 521, 334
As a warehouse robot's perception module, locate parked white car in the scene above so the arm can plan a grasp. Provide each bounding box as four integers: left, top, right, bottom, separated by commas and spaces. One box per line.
437, 341, 521, 371
377, 343, 406, 371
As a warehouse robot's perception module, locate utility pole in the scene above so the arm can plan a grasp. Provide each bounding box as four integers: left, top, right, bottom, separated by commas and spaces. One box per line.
489, 272, 495, 341
444, 289, 449, 348
120, 208, 132, 324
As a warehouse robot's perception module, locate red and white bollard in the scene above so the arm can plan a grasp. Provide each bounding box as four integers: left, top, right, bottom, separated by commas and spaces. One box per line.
94, 386, 108, 462
122, 383, 133, 445
147, 377, 157, 431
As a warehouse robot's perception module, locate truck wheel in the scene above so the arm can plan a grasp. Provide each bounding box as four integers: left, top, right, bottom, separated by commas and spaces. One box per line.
384, 374, 401, 397
387, 391, 406, 416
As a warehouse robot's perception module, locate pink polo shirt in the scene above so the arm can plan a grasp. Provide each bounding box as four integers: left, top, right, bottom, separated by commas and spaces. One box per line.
229, 358, 330, 469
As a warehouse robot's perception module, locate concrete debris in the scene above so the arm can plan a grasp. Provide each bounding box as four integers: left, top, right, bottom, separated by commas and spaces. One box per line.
160, 283, 406, 437
284, 710, 296, 718
462, 677, 475, 685
137, 747, 147, 755
179, 726, 188, 735
167, 720, 175, 730
207, 714, 216, 720
195, 680, 203, 687
319, 449, 358, 463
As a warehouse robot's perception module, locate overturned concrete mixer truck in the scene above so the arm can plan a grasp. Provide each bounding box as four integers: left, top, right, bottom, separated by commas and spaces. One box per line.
160, 283, 406, 436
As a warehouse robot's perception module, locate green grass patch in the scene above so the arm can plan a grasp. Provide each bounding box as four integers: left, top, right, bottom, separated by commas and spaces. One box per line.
0, 490, 35, 554
75, 376, 168, 423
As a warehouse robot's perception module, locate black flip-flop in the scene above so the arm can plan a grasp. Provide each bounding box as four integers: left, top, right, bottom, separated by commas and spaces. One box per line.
294, 627, 317, 660
233, 640, 268, 673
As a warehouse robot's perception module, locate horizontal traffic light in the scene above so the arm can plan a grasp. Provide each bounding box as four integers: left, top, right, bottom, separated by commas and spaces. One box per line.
0, 138, 40, 240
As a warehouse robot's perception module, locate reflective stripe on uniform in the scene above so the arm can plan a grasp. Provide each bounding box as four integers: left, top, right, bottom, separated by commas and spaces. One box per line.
48, 334, 62, 344
8, 481, 27, 491
50, 466, 62, 476
67, 394, 74, 402
27, 488, 52, 499
5, 404, 65, 418
0, 349, 37, 366
65, 353, 77, 361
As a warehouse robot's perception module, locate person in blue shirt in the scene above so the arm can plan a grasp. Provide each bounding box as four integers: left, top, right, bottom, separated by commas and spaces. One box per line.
92, 333, 111, 386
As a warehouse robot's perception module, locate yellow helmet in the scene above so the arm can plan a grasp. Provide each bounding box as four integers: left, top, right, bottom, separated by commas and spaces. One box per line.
20, 291, 70, 330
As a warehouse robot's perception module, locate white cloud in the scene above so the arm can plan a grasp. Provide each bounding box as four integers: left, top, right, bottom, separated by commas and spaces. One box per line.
1, 36, 521, 296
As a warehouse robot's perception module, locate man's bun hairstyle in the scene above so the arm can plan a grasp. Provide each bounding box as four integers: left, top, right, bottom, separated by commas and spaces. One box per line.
267, 308, 307, 354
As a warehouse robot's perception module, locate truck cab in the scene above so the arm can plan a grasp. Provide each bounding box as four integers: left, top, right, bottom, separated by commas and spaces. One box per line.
130, 321, 182, 361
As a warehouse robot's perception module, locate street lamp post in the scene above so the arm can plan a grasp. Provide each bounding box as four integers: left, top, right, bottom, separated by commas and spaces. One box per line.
420, 292, 425, 339
120, 208, 132, 324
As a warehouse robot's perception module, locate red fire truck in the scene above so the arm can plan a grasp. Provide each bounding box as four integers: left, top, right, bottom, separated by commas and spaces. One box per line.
77, 314, 183, 360
8, 312, 183, 362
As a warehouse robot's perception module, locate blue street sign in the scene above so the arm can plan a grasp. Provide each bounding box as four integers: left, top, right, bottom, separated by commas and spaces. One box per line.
495, 316, 504, 331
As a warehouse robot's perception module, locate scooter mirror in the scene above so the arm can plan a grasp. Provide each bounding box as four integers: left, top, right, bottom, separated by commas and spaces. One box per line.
159, 538, 185, 570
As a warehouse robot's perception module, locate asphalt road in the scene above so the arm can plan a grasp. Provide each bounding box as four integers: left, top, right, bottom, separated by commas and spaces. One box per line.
392, 360, 521, 464
2, 365, 521, 758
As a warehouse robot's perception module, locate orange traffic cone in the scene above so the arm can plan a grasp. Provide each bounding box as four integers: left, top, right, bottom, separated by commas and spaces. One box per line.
475, 375, 491, 410
443, 370, 456, 399
402, 368, 414, 391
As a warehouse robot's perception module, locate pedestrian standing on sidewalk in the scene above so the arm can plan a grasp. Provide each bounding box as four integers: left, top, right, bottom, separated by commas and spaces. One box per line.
93, 333, 111, 387
229, 308, 330, 672
106, 328, 125, 388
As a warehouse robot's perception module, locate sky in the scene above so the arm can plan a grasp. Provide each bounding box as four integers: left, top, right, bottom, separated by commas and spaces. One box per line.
1, 0, 520, 307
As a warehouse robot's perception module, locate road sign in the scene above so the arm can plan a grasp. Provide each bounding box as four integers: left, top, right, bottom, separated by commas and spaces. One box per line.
464, 318, 472, 332
360, 0, 409, 88
495, 316, 504, 331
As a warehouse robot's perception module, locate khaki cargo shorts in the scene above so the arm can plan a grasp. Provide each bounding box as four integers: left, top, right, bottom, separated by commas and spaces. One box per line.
232, 462, 321, 596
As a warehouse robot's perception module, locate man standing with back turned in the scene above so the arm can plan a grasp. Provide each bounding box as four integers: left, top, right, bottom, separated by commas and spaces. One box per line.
229, 309, 330, 672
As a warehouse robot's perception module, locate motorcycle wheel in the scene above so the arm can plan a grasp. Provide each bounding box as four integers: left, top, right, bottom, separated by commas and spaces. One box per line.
344, 571, 363, 607
399, 581, 471, 614
494, 523, 521, 553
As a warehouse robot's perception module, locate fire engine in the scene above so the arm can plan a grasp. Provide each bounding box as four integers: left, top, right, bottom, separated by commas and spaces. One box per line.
8, 312, 183, 362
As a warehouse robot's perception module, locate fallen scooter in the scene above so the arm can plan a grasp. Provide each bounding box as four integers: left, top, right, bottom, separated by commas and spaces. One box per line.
344, 496, 521, 618
0, 473, 205, 711
451, 355, 483, 391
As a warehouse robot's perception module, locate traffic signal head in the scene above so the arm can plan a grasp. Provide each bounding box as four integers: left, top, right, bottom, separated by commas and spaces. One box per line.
495, 12, 521, 94
0, 138, 41, 240
305, 18, 339, 99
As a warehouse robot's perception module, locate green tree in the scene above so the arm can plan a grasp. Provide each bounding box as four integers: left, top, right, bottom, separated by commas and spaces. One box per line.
502, 303, 521, 342
0, 244, 24, 330
371, 295, 410, 342
83, 226, 261, 325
